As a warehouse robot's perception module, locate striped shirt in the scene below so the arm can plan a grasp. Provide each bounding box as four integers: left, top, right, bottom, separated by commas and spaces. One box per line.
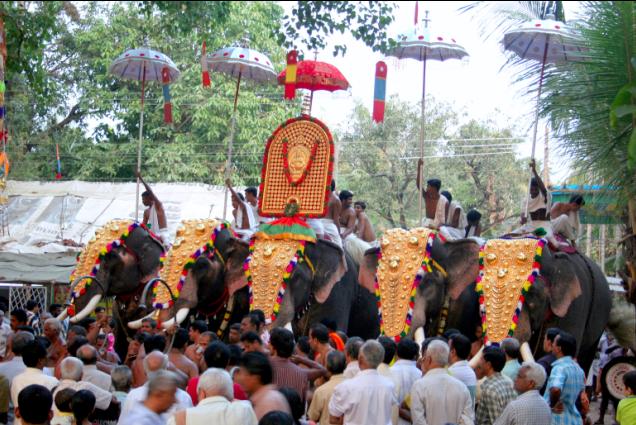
543, 356, 585, 425
494, 390, 551, 425
476, 373, 516, 425
269, 356, 310, 402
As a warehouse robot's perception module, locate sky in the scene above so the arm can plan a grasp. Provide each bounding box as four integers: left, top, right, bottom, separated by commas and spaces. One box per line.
287, 1, 583, 185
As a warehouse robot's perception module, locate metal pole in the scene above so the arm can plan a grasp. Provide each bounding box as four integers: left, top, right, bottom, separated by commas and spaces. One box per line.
418, 56, 427, 226
222, 71, 242, 220
586, 223, 592, 257
600, 224, 606, 273
543, 124, 550, 186
135, 61, 146, 221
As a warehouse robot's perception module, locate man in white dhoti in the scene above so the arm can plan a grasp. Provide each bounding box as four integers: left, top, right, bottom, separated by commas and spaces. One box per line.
226, 179, 258, 241
550, 195, 584, 247
138, 172, 170, 244
308, 181, 342, 247
439, 191, 468, 240
416, 160, 449, 229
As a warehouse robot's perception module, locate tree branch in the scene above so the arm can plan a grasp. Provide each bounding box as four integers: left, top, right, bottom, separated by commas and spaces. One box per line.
45, 104, 83, 133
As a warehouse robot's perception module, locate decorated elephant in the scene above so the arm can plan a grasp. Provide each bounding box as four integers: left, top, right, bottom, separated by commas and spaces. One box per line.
59, 220, 166, 359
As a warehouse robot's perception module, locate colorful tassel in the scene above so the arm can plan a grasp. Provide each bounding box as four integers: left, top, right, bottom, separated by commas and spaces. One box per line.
201, 41, 211, 88
373, 61, 387, 123
161, 67, 173, 124
55, 143, 62, 180
284, 50, 298, 100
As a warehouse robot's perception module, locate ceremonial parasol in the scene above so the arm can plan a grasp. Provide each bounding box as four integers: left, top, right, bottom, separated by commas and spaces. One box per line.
205, 43, 277, 219
109, 47, 180, 220
502, 13, 587, 216
388, 9, 468, 225
277, 59, 350, 115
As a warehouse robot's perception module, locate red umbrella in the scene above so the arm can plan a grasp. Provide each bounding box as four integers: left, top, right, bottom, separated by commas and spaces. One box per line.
277, 60, 350, 114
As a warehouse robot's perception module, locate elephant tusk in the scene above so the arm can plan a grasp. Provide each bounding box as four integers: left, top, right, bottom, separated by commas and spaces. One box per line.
468, 345, 484, 369
128, 311, 157, 329
414, 327, 425, 346
520, 342, 534, 362
69, 295, 102, 323
284, 322, 293, 331
57, 309, 68, 321
160, 308, 189, 329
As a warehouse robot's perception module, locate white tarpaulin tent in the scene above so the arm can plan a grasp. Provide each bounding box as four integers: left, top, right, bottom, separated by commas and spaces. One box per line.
0, 180, 234, 255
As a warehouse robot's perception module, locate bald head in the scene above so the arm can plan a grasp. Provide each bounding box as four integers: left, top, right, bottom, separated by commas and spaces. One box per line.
60, 357, 83, 381
77, 345, 97, 365
144, 351, 168, 379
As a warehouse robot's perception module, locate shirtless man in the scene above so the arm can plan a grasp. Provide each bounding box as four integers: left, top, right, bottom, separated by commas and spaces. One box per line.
550, 195, 585, 246
338, 190, 356, 240
137, 171, 169, 243
323, 181, 342, 245
168, 328, 199, 380
354, 201, 376, 243
416, 159, 448, 228
225, 178, 258, 240
245, 187, 262, 223
43, 318, 67, 368
520, 160, 550, 225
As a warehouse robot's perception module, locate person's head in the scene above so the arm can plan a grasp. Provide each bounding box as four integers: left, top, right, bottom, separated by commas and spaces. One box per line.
441, 190, 452, 203
111, 365, 133, 393
144, 350, 169, 380
269, 327, 295, 359
344, 336, 363, 363
325, 350, 346, 377
26, 300, 40, 313
396, 337, 419, 361
60, 357, 84, 381
10, 308, 27, 330
278, 387, 304, 425
501, 337, 520, 361
529, 177, 539, 198
514, 362, 547, 394
231, 192, 245, 209
321, 318, 338, 333
141, 318, 157, 335
623, 370, 636, 396
68, 336, 89, 358
71, 390, 95, 424
448, 333, 471, 363
569, 194, 585, 211
259, 411, 294, 425
377, 336, 397, 365
426, 179, 441, 195
236, 351, 272, 394
171, 327, 189, 351
67, 325, 87, 345
12, 330, 35, 356
240, 331, 263, 353
146, 370, 178, 414
542, 328, 560, 354
198, 331, 217, 353
189, 320, 208, 343
141, 190, 153, 207
48, 304, 63, 317
22, 340, 47, 369
55, 388, 76, 414
77, 344, 98, 365
421, 336, 446, 358
94, 306, 106, 321
309, 323, 330, 351
467, 209, 482, 225
229, 323, 242, 344
421, 340, 449, 373
295, 336, 312, 358
198, 368, 233, 401
43, 318, 63, 341
358, 340, 384, 370
553, 331, 577, 358
240, 314, 260, 334
228, 344, 242, 368
16, 384, 53, 425
339, 190, 354, 208
354, 201, 367, 217
144, 334, 167, 354
475, 346, 507, 379
245, 187, 258, 205
204, 341, 231, 369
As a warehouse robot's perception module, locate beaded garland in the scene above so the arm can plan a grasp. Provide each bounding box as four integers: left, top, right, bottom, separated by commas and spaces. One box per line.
243, 238, 306, 324
475, 237, 546, 346
374, 230, 436, 341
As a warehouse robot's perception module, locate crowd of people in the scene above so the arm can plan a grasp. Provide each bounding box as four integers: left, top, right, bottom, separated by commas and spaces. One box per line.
1, 301, 634, 425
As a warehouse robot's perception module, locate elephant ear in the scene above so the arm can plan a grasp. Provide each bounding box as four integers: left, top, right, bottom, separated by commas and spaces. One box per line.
359, 247, 381, 294
224, 237, 250, 297
541, 250, 582, 318
304, 240, 347, 303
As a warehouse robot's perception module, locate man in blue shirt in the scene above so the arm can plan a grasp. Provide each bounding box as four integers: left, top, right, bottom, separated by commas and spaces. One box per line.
544, 332, 585, 425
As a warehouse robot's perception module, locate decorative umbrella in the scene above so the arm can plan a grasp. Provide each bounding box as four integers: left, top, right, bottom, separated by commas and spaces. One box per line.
109, 47, 180, 220
277, 59, 350, 114
502, 14, 587, 216
205, 43, 277, 220
388, 10, 468, 225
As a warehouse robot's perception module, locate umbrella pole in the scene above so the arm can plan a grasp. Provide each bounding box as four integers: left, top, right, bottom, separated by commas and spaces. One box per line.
309, 90, 314, 116
524, 36, 549, 218
223, 71, 242, 220
135, 62, 146, 221
418, 57, 427, 226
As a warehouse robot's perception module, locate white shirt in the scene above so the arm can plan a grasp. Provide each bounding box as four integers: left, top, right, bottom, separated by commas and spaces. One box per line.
54, 379, 113, 412
390, 360, 422, 425
410, 368, 474, 425
0, 322, 10, 357
11, 367, 59, 425
449, 360, 478, 405
119, 383, 193, 423
167, 395, 257, 425
119, 402, 165, 425
329, 369, 396, 425
0, 355, 26, 384
82, 364, 113, 391
343, 361, 360, 379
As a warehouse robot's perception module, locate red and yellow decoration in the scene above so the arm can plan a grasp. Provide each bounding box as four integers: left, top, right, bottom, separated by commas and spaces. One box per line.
374, 228, 437, 340
475, 238, 546, 345
161, 66, 173, 124
284, 50, 298, 100
258, 115, 334, 218
201, 41, 211, 88
372, 61, 387, 123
